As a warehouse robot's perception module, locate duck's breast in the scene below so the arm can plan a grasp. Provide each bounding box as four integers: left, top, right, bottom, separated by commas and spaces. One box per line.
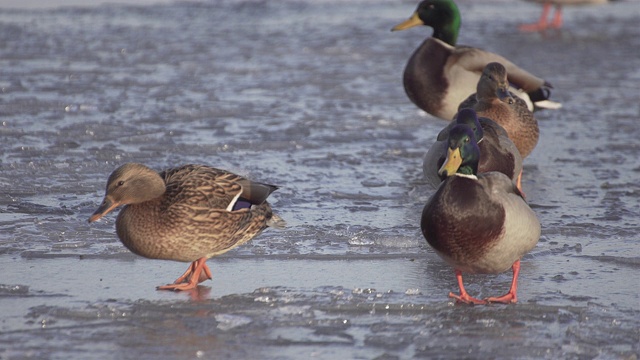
403, 38, 455, 119
422, 176, 506, 271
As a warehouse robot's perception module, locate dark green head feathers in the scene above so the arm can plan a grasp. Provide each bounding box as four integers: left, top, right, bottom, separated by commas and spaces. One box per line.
454, 108, 484, 141
391, 0, 461, 45
438, 123, 480, 179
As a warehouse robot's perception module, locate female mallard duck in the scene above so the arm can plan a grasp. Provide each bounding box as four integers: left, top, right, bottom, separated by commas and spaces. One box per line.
459, 62, 539, 159
423, 108, 523, 192
421, 124, 540, 304
519, 0, 608, 32
89, 163, 285, 291
392, 0, 560, 120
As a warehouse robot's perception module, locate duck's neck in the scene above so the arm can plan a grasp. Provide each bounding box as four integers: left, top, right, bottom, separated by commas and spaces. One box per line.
433, 22, 459, 46
456, 164, 477, 177
454, 172, 478, 180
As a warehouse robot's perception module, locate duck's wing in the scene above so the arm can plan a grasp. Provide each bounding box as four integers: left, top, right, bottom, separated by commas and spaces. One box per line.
452, 45, 560, 111
477, 172, 540, 255
423, 139, 447, 188
162, 165, 279, 212
161, 165, 245, 210
453, 46, 547, 93
478, 119, 524, 184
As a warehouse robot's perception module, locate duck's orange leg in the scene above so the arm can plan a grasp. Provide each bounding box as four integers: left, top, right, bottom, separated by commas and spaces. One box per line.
171, 259, 213, 284
519, 3, 554, 32
550, 5, 563, 29
157, 257, 212, 291
449, 269, 486, 305
486, 260, 521, 304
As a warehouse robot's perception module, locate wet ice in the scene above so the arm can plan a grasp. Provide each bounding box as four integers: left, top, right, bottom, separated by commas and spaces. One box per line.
0, 0, 639, 359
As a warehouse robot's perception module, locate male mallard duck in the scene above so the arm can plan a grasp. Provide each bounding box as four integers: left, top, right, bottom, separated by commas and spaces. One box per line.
519, 0, 608, 32
89, 163, 285, 291
392, 0, 560, 120
423, 108, 523, 192
421, 124, 540, 304
459, 62, 539, 159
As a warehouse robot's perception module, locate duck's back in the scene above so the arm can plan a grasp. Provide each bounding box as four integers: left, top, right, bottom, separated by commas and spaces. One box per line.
475, 97, 539, 158
404, 37, 543, 120
476, 120, 523, 182
161, 165, 244, 210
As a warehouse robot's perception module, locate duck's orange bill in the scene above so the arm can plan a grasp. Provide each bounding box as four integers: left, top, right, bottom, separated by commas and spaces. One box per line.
391, 12, 424, 32
438, 147, 462, 178
88, 197, 119, 223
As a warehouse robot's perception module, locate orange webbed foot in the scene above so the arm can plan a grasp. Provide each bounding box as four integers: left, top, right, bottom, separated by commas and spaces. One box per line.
486, 292, 517, 304
449, 291, 487, 305
157, 281, 200, 291
157, 258, 212, 292
486, 260, 522, 304
450, 269, 487, 305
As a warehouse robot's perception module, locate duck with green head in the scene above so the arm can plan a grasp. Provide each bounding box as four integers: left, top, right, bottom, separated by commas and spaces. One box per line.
421, 124, 540, 304
392, 0, 560, 120
89, 163, 285, 291
423, 107, 523, 193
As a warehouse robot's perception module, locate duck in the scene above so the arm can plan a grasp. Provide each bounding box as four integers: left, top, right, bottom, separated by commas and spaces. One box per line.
459, 62, 539, 159
88, 163, 285, 291
421, 124, 540, 304
423, 108, 523, 193
519, 0, 609, 32
391, 0, 560, 120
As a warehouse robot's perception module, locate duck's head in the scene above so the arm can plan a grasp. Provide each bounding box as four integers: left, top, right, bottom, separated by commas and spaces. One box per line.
438, 124, 480, 179
477, 62, 514, 104
454, 108, 484, 142
88, 163, 166, 223
391, 0, 461, 45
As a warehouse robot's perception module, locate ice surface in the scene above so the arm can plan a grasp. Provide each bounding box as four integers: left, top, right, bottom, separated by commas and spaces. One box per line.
0, 0, 639, 359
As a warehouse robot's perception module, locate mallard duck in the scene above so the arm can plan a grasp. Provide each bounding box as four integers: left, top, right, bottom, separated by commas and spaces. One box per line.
392, 0, 560, 120
519, 0, 608, 32
88, 163, 285, 291
459, 62, 539, 159
423, 108, 523, 192
421, 124, 540, 304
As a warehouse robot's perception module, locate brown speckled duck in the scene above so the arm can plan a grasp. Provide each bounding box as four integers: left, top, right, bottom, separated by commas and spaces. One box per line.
89, 163, 285, 291
421, 125, 540, 304
392, 0, 560, 120
423, 108, 523, 192
459, 62, 539, 159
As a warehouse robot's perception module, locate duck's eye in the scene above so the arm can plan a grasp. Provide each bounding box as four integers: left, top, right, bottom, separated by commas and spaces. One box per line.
117, 180, 125, 187
464, 137, 470, 143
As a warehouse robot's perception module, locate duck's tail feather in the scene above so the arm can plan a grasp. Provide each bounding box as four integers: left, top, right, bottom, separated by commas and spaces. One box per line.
533, 99, 562, 110
267, 213, 286, 229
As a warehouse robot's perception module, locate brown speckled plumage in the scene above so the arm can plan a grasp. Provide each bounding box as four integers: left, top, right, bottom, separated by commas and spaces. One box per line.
89, 163, 284, 290
459, 62, 539, 158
